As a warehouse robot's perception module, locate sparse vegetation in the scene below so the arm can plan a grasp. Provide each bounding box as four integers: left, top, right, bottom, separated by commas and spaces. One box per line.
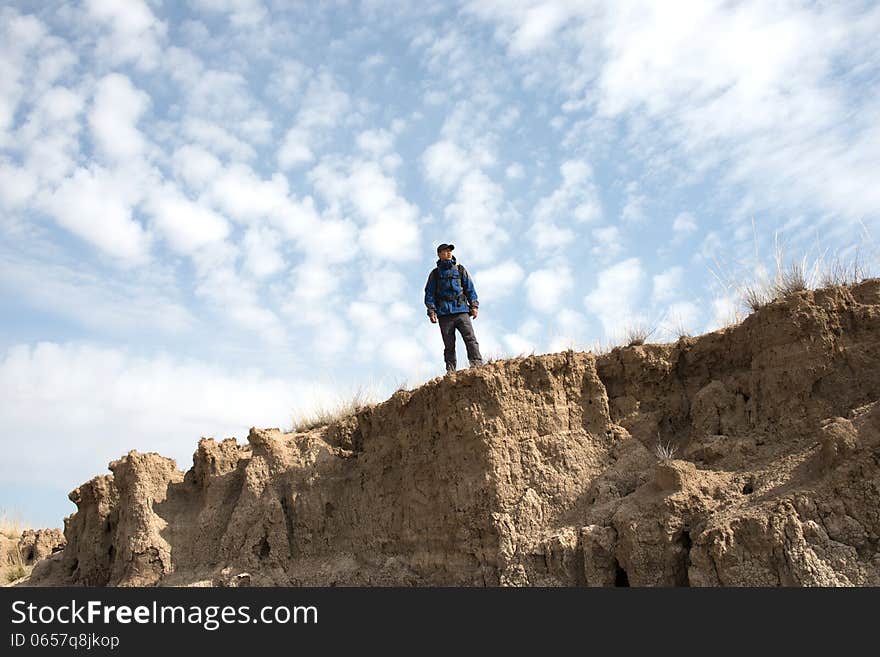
624, 322, 656, 347
5, 557, 29, 583
818, 253, 868, 288
659, 314, 693, 342
291, 386, 376, 432
0, 510, 23, 540
772, 255, 810, 297
673, 320, 691, 341
741, 282, 772, 313
587, 339, 615, 357
712, 224, 876, 319
1, 511, 31, 583
655, 441, 678, 460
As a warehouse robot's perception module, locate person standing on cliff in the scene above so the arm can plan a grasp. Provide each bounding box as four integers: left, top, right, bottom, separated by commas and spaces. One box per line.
424, 243, 483, 373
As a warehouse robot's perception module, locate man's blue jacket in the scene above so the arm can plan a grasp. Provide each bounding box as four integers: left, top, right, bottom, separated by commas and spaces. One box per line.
424, 256, 479, 317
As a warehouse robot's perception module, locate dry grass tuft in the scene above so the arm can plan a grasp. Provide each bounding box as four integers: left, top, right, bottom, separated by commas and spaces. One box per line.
624, 322, 657, 347
5, 554, 29, 583
291, 387, 376, 432
818, 253, 869, 288
654, 441, 678, 460
0, 510, 23, 540
712, 223, 875, 319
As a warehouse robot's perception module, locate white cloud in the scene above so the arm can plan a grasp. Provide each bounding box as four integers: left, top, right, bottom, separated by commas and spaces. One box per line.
0, 10, 46, 145
529, 159, 601, 254
89, 74, 151, 164
14, 85, 85, 188
0, 341, 335, 495
265, 60, 309, 104
584, 257, 645, 337
658, 300, 701, 339
534, 160, 602, 224
309, 316, 353, 359
310, 159, 421, 261
590, 225, 623, 260
697, 231, 723, 262
206, 163, 292, 225
42, 166, 151, 263
0, 160, 38, 210
438, 103, 498, 165
443, 170, 512, 265
190, 0, 268, 27
464, 1, 582, 54
172, 144, 223, 191
181, 118, 257, 161
501, 317, 541, 355
382, 336, 429, 373
242, 225, 286, 279
531, 221, 575, 252
295, 213, 359, 265
620, 181, 646, 224
362, 267, 407, 303
281, 262, 354, 357
162, 46, 273, 153
191, 247, 287, 345
652, 266, 683, 303
86, 0, 166, 70
0, 248, 194, 337
673, 211, 698, 235
469, 2, 880, 224
506, 163, 525, 180
360, 215, 419, 260
525, 266, 572, 313
357, 128, 395, 158
413, 26, 477, 84
146, 187, 230, 254
599, 2, 880, 223
473, 261, 525, 301
504, 332, 536, 355
278, 72, 351, 169
285, 261, 339, 308
424, 89, 447, 106
422, 140, 471, 192
20, 85, 83, 136
548, 308, 589, 352
706, 295, 740, 331
355, 129, 402, 172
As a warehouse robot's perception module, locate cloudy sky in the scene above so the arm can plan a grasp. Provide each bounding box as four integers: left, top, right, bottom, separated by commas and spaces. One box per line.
1, 0, 879, 527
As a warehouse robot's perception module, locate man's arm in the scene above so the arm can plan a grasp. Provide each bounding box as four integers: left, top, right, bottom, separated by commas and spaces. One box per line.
460, 265, 479, 317
424, 270, 438, 321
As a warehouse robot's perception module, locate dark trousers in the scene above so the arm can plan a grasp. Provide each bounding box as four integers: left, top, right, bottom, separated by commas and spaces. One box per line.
438, 312, 483, 371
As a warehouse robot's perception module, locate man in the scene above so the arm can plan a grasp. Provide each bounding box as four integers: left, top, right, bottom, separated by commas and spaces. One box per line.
424, 243, 483, 372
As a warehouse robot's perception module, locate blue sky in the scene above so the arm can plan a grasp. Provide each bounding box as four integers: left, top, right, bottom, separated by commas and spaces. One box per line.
1, 0, 879, 527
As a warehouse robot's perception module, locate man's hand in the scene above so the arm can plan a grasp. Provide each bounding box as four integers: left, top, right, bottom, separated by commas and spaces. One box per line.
429, 311, 438, 323
470, 307, 478, 319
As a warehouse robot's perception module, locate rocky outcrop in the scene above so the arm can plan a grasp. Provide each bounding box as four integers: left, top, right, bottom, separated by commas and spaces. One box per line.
26, 280, 880, 586
2, 528, 65, 584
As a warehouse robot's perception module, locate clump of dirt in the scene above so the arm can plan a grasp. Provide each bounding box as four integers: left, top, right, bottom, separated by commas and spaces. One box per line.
25, 280, 880, 586
2, 528, 65, 584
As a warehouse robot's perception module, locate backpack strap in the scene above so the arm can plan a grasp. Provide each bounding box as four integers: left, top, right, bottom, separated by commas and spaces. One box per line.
458, 264, 469, 305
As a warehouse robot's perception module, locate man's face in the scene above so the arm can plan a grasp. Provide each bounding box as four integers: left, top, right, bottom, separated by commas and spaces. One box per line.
438, 248, 453, 260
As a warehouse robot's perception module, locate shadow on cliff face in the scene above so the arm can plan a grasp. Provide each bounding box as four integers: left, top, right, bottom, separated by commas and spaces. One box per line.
23, 279, 880, 587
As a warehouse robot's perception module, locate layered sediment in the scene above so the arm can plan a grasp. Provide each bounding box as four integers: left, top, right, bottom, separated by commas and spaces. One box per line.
27, 280, 880, 586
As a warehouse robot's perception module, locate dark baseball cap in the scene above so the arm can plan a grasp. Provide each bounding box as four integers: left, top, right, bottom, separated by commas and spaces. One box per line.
436, 243, 455, 253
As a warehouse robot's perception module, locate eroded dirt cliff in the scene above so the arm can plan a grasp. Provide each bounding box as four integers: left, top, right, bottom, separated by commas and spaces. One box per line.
27, 280, 880, 586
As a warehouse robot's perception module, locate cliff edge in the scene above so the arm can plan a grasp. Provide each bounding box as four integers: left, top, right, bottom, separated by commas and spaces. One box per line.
26, 280, 880, 586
